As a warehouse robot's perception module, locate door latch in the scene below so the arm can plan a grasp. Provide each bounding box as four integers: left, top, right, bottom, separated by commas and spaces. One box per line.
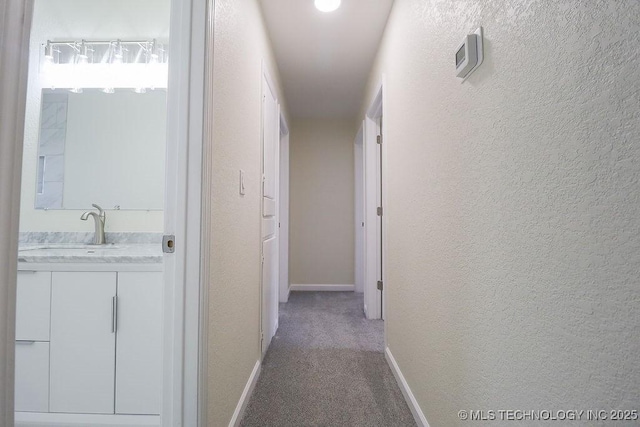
162, 235, 175, 253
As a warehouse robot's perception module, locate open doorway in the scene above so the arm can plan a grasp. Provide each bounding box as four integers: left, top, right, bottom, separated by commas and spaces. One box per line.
8, 0, 206, 425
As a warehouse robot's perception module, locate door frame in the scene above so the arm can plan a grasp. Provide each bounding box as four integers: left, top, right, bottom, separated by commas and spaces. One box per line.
363, 80, 386, 321
0, 3, 34, 423
354, 124, 365, 294
163, 0, 208, 425
279, 113, 290, 303
0, 0, 210, 425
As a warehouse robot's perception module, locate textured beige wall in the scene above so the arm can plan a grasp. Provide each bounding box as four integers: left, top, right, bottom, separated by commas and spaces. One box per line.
361, 1, 640, 426
208, 0, 287, 425
289, 119, 355, 285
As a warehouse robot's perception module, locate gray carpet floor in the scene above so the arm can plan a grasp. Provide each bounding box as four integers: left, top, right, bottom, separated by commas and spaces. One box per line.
240, 291, 416, 427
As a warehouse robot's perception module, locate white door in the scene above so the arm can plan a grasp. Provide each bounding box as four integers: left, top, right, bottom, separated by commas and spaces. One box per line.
49, 272, 117, 414
115, 272, 163, 415
364, 94, 384, 320
261, 73, 279, 355
279, 117, 290, 302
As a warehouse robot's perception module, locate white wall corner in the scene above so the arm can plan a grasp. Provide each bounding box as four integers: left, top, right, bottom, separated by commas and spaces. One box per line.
290, 284, 355, 292
385, 347, 430, 427
228, 360, 261, 427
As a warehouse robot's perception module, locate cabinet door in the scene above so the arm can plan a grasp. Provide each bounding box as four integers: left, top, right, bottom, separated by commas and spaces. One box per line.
16, 271, 51, 341
49, 272, 117, 414
115, 272, 163, 415
15, 342, 49, 412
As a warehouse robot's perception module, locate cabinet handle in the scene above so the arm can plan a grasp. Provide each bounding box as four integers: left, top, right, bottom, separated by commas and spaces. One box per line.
111, 296, 118, 333
16, 340, 36, 344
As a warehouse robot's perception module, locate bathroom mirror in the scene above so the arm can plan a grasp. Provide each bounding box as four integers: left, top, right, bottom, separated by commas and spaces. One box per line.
35, 88, 166, 210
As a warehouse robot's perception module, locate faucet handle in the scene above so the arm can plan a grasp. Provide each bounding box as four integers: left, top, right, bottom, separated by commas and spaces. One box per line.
92, 204, 105, 220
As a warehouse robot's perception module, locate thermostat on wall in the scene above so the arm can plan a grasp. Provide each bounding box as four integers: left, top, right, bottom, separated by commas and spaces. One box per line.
455, 27, 484, 80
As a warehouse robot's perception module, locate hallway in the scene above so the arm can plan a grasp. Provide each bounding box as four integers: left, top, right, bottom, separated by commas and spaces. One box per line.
241, 292, 415, 427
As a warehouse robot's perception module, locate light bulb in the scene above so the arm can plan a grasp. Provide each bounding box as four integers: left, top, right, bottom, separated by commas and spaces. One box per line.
69, 87, 83, 94
134, 87, 147, 94
76, 41, 89, 65
102, 87, 115, 94
314, 0, 341, 12
111, 40, 124, 64
44, 41, 55, 64
76, 54, 88, 65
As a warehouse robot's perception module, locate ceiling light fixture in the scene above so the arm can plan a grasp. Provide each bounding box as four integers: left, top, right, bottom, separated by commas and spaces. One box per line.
314, 0, 341, 12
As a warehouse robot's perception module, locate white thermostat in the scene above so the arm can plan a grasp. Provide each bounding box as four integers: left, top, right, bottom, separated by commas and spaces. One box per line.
455, 27, 484, 80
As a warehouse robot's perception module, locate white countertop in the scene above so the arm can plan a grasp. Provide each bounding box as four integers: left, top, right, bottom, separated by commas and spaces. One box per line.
18, 243, 163, 264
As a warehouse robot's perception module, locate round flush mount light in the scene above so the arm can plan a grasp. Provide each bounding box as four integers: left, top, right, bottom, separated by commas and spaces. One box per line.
315, 0, 341, 12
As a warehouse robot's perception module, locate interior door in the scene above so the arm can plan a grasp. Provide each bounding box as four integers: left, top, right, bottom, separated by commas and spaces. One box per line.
261, 74, 279, 355
49, 272, 117, 414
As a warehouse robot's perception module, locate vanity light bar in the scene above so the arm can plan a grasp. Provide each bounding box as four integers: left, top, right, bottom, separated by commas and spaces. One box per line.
43, 39, 168, 65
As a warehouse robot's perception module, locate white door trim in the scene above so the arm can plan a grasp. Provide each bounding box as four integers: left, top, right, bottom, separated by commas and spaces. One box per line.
363, 79, 386, 321
0, 1, 34, 424
162, 0, 208, 425
354, 123, 365, 295
279, 113, 290, 303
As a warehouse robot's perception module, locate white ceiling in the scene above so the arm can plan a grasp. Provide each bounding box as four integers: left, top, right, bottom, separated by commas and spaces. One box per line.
259, 0, 394, 119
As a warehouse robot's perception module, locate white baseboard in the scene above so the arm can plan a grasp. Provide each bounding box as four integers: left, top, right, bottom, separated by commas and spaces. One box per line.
15, 412, 159, 427
385, 347, 430, 427
290, 284, 355, 292
229, 359, 261, 427
280, 286, 291, 303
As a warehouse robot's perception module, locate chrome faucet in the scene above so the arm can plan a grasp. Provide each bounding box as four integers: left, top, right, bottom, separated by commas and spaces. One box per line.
80, 204, 106, 245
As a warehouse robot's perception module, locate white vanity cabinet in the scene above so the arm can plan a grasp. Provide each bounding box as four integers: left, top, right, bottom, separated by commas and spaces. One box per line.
49, 272, 117, 414
15, 271, 51, 413
15, 264, 162, 424
115, 271, 163, 415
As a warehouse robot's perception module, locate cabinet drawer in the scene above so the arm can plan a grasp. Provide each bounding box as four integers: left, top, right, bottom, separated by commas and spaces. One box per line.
16, 271, 51, 341
15, 341, 49, 412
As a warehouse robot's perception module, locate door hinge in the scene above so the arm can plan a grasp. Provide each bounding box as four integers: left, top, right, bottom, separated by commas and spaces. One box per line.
377, 207, 383, 216
377, 280, 383, 291
377, 135, 382, 144
162, 235, 175, 253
